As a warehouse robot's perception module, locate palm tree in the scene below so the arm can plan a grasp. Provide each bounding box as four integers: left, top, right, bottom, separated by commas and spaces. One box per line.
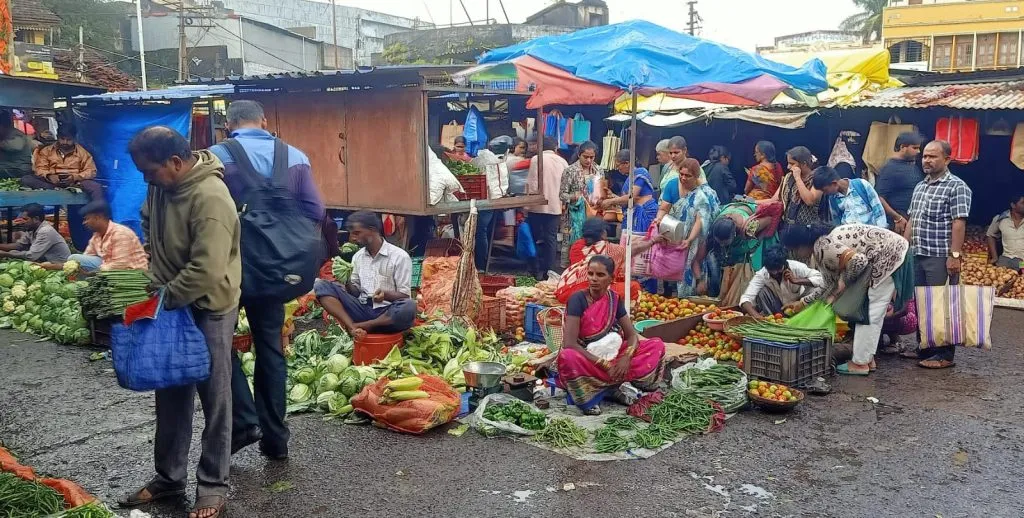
840, 0, 888, 43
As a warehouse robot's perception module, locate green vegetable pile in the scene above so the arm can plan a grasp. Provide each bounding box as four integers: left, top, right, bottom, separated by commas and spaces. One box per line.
0, 472, 65, 517
0, 178, 22, 192
674, 363, 748, 413
514, 275, 538, 287
0, 261, 90, 345
647, 392, 720, 436
728, 320, 831, 343
483, 400, 547, 430
444, 160, 481, 176
79, 269, 151, 321
55, 501, 116, 517
398, 322, 502, 388
534, 417, 588, 449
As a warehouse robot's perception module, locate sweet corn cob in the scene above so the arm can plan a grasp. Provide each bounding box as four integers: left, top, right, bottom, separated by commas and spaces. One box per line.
385, 377, 424, 393
379, 390, 430, 405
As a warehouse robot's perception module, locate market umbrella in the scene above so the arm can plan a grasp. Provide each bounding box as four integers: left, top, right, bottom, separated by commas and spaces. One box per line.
457, 20, 829, 305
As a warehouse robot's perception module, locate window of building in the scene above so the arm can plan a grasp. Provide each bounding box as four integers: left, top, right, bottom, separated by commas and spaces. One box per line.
977, 34, 997, 68
998, 33, 1019, 67
933, 36, 953, 70
889, 40, 926, 63
955, 37, 974, 69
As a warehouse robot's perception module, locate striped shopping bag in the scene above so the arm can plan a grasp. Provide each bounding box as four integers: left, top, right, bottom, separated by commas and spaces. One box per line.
916, 284, 994, 349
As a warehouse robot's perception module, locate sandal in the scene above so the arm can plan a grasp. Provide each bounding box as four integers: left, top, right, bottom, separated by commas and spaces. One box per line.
189, 494, 227, 518
868, 359, 877, 372
117, 481, 185, 508
583, 405, 602, 416
918, 359, 956, 370
836, 362, 870, 376
899, 351, 921, 360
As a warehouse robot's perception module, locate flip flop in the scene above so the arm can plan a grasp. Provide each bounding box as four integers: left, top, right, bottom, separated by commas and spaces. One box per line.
868, 359, 877, 372
918, 359, 956, 370
189, 495, 227, 518
583, 405, 602, 416
899, 351, 921, 360
117, 482, 185, 508
836, 362, 870, 376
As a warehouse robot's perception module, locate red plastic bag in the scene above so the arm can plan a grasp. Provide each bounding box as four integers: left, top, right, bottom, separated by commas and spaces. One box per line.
350, 374, 460, 434
648, 239, 689, 281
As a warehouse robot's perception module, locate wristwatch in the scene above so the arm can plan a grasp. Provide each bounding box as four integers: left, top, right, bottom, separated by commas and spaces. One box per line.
950, 251, 962, 260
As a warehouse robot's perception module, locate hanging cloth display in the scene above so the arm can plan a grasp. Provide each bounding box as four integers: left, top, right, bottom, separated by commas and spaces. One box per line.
544, 110, 569, 150
601, 130, 621, 170
862, 117, 917, 177
1010, 123, 1024, 171
827, 131, 860, 179
935, 116, 979, 164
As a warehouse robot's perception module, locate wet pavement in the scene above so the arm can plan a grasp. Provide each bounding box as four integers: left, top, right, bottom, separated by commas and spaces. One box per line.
2, 310, 1024, 518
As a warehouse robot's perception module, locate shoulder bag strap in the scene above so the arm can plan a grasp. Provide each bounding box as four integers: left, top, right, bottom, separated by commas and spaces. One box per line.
220, 138, 266, 191
270, 138, 290, 188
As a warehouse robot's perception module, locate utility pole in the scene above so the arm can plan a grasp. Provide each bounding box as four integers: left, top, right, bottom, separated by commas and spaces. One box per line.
135, 0, 148, 90
686, 1, 702, 37
77, 26, 84, 81
331, 0, 339, 69
178, 0, 187, 81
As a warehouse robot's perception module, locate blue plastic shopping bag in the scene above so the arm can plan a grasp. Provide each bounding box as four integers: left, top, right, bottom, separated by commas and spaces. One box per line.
516, 222, 537, 259
110, 290, 210, 391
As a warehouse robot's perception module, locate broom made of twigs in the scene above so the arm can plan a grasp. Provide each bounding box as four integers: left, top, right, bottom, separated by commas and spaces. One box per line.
450, 200, 481, 325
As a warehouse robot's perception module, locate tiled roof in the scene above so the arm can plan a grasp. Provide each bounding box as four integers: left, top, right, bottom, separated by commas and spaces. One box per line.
11, 0, 62, 29
853, 81, 1024, 110
52, 48, 138, 92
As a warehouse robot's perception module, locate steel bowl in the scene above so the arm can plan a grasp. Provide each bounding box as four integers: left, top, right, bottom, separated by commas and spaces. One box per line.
462, 361, 507, 389
658, 214, 686, 243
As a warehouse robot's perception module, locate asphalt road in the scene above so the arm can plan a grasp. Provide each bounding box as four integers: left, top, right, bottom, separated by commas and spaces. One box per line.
2, 310, 1023, 518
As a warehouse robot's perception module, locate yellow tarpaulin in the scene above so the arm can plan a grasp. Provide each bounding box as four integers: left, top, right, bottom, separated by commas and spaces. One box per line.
614, 48, 902, 112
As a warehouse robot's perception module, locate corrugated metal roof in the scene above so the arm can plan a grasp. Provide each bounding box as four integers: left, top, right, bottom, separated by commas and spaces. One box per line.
853, 81, 1024, 110
73, 85, 235, 102
182, 65, 464, 87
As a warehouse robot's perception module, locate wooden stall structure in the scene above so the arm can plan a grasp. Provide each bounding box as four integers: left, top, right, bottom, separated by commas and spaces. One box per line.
74, 66, 549, 217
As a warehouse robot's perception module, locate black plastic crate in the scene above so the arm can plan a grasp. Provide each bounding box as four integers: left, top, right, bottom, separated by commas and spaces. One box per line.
742, 336, 831, 387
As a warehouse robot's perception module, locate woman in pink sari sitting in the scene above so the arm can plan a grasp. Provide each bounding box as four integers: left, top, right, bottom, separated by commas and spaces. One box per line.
557, 255, 666, 415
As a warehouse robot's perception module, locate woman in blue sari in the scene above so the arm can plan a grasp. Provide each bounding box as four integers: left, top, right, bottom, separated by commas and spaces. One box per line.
600, 149, 659, 233
653, 158, 721, 296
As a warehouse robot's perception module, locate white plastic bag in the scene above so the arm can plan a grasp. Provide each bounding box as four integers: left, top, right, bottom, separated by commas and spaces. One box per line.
586, 333, 622, 361
670, 359, 748, 413
470, 393, 546, 436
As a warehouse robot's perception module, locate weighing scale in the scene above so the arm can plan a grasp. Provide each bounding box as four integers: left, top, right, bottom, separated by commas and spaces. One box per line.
463, 361, 506, 411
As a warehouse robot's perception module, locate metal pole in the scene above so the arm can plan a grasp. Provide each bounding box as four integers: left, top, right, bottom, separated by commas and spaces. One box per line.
486, 0, 489, 24
77, 26, 84, 81
238, 17, 245, 76
135, 0, 148, 90
458, 0, 474, 25
498, 0, 510, 24
178, 0, 186, 81
624, 91, 637, 309
331, 0, 339, 69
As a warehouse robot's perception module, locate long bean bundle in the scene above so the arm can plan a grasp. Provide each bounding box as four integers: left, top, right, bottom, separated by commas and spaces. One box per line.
729, 321, 831, 344
647, 392, 719, 435
0, 472, 65, 517
79, 270, 152, 320
534, 417, 588, 449
593, 426, 630, 453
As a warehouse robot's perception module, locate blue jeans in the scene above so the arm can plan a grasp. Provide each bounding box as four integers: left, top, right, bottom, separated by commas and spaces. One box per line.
313, 279, 416, 332
68, 254, 102, 272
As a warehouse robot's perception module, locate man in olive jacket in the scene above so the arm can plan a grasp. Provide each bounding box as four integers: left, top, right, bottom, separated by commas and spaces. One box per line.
120, 126, 241, 518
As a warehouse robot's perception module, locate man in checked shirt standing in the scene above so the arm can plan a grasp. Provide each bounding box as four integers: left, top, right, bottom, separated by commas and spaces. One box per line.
314, 211, 415, 339
904, 140, 972, 369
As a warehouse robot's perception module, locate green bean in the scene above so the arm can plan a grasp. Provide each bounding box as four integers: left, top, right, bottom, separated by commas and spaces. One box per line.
603, 415, 643, 431
593, 426, 630, 453
534, 417, 588, 449
0, 472, 65, 517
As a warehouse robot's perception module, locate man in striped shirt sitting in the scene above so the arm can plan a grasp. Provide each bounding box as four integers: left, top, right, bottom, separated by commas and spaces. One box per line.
42, 201, 148, 272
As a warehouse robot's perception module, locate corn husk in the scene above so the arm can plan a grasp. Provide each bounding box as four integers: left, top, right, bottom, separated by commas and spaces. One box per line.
450, 200, 482, 325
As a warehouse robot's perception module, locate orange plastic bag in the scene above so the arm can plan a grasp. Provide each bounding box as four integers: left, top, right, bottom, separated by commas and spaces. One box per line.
350, 374, 460, 434
0, 447, 35, 480
39, 478, 96, 508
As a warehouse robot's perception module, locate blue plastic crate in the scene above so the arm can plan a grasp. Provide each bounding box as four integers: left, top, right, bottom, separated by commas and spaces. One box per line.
524, 302, 546, 344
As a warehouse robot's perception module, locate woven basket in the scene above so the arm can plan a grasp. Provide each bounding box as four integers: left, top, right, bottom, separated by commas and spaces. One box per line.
537, 306, 564, 351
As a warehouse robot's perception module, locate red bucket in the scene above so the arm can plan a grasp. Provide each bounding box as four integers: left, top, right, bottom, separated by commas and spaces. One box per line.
353, 332, 404, 365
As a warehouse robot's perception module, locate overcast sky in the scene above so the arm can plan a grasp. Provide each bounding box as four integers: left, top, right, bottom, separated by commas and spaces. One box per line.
327, 0, 862, 53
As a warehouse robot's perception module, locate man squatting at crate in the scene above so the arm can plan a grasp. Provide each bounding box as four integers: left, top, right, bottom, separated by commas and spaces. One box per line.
313, 211, 415, 339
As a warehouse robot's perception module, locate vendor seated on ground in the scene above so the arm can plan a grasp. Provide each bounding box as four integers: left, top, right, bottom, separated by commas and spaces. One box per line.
557, 255, 666, 416
739, 245, 824, 318
986, 194, 1024, 270
313, 211, 415, 339
0, 203, 70, 263
23, 125, 104, 201
41, 201, 147, 273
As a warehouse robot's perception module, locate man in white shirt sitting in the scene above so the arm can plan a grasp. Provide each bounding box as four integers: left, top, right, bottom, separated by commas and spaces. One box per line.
739, 245, 824, 318
314, 211, 415, 339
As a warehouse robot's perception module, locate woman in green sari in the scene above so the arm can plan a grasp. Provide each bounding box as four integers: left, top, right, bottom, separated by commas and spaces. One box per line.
709, 200, 785, 272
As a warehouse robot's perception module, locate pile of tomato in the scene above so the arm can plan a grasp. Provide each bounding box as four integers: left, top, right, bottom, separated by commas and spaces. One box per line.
676, 322, 744, 367
748, 380, 800, 403
631, 293, 716, 322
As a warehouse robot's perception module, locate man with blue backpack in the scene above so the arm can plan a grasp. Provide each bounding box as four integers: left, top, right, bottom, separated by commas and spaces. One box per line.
209, 100, 327, 462
812, 166, 889, 229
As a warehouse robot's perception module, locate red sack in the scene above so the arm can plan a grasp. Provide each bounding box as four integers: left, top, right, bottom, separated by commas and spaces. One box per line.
350, 374, 460, 434
935, 117, 979, 164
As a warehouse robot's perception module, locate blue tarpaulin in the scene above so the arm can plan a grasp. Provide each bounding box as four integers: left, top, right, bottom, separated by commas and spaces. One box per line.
478, 20, 828, 95
73, 104, 192, 239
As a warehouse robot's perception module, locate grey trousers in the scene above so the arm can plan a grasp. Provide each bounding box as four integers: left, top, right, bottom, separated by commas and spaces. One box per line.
153, 307, 237, 498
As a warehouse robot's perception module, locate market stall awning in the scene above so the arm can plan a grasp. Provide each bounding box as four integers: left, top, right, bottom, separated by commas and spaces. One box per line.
455, 20, 828, 108
766, 48, 902, 106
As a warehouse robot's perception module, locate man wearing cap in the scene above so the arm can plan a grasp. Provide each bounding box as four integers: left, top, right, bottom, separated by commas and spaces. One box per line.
24, 125, 104, 201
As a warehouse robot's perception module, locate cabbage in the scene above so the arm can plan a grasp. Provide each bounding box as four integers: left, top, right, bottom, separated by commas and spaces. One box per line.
337, 369, 362, 398
24, 300, 37, 313
30, 266, 48, 280
315, 390, 337, 410
323, 354, 351, 375
288, 383, 312, 403
326, 392, 350, 414
0, 274, 13, 288
73, 328, 91, 345
242, 359, 256, 377
316, 372, 341, 393
240, 351, 255, 363
291, 366, 317, 385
